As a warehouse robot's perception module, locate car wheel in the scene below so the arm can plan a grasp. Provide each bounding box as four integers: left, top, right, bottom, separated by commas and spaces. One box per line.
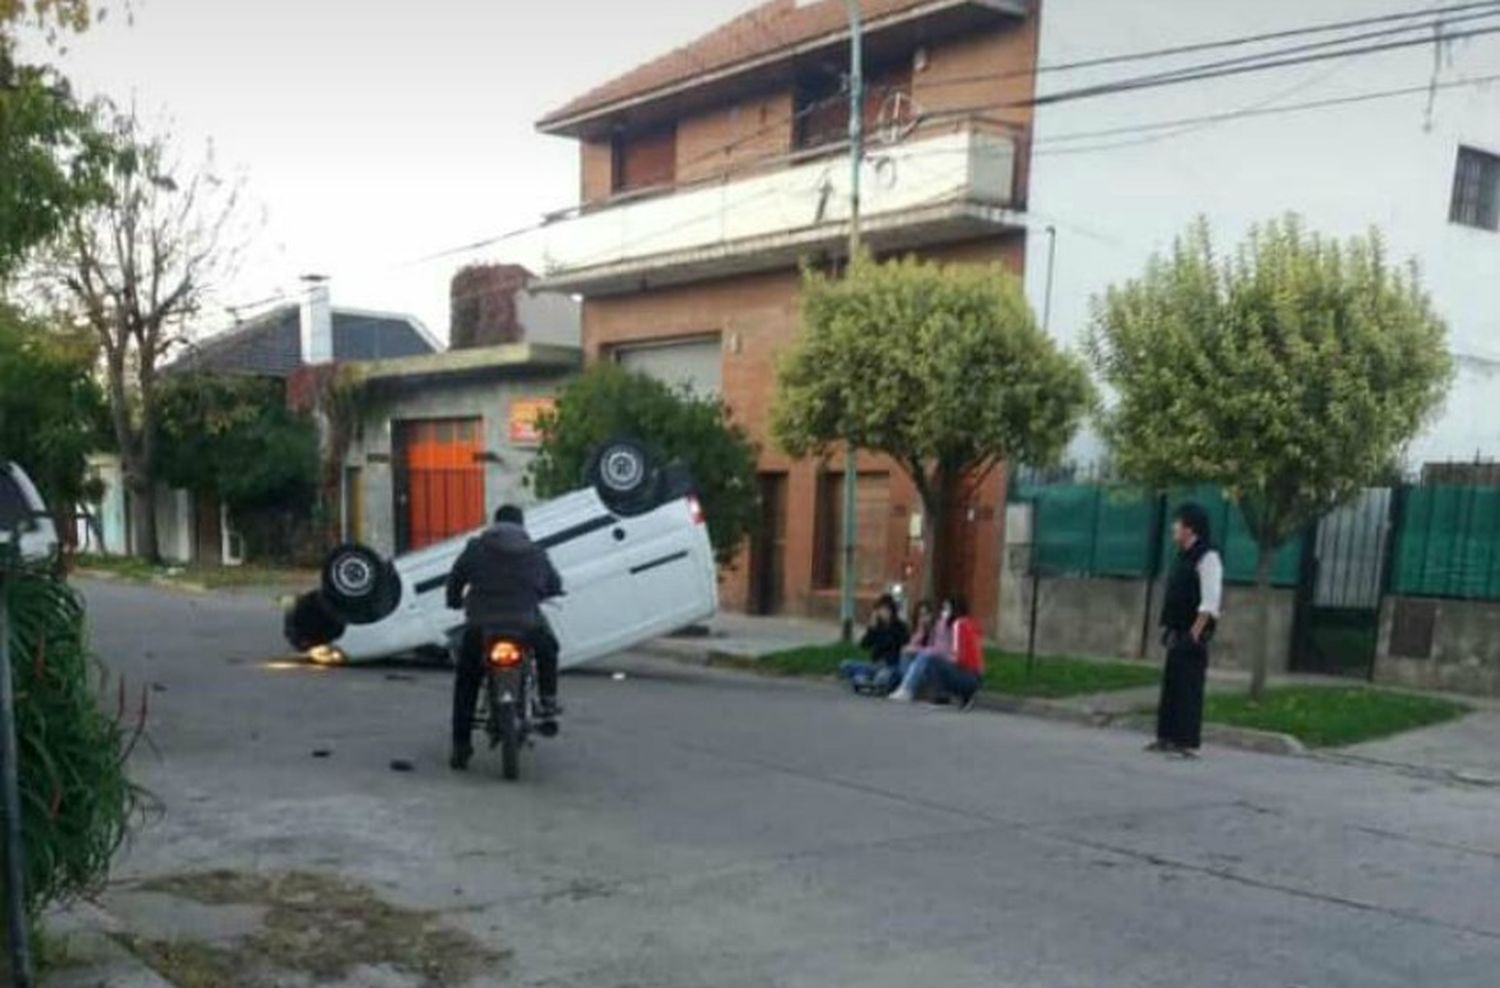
321, 543, 400, 625
588, 438, 657, 515
284, 591, 347, 650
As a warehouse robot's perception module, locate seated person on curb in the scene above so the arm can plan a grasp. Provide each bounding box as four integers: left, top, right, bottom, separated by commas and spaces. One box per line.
445, 504, 563, 771
892, 598, 953, 691
897, 600, 937, 678
838, 594, 909, 694
888, 596, 984, 710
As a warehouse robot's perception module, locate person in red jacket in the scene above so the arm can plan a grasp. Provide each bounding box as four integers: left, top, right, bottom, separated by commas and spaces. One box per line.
888, 596, 984, 710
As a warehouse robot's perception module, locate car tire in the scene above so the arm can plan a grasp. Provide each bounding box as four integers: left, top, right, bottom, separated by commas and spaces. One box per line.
284, 591, 347, 651
587, 437, 658, 515
321, 543, 401, 625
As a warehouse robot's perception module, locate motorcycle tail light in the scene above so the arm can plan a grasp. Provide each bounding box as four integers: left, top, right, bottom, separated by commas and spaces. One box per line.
687, 495, 705, 526
487, 639, 524, 669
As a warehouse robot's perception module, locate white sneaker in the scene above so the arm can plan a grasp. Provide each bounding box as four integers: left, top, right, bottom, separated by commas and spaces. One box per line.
888, 688, 913, 703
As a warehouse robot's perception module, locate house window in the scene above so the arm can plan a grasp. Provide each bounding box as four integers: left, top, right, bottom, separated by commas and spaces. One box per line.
1450, 146, 1500, 231
814, 470, 890, 590
612, 124, 677, 194
794, 59, 913, 152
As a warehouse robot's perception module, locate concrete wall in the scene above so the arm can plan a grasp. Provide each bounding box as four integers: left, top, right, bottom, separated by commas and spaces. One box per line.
996, 542, 1296, 674
1376, 596, 1500, 696
1027, 0, 1500, 464
346, 371, 572, 558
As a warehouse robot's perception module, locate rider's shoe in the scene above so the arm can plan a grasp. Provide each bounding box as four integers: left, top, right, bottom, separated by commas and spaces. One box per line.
538, 696, 563, 719
449, 741, 473, 771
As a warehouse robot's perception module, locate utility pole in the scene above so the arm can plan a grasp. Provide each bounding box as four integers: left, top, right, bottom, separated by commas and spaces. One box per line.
839, 0, 864, 642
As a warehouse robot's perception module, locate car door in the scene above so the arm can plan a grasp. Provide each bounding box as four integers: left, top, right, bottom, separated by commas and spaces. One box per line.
616, 496, 717, 649
527, 489, 644, 666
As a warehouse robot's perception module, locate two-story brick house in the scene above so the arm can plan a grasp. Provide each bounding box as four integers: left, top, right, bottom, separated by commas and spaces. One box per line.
534, 0, 1040, 626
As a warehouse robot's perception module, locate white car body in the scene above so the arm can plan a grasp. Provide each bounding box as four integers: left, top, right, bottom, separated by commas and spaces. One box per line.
0, 462, 60, 563
312, 486, 717, 667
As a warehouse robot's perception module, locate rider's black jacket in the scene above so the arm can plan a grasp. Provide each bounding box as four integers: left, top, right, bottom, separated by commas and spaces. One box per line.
445, 522, 562, 631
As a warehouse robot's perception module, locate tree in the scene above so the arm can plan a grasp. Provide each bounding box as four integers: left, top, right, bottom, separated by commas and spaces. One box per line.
532, 363, 759, 566
0, 304, 107, 519
155, 373, 318, 560
1088, 216, 1452, 699
773, 257, 1092, 600
1, 2, 109, 277
39, 110, 242, 561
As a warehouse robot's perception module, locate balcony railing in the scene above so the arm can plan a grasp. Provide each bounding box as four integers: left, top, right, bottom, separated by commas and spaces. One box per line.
534, 119, 1022, 295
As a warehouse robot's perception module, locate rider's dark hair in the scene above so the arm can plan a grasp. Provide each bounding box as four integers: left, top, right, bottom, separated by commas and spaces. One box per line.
948, 595, 970, 620
493, 504, 525, 526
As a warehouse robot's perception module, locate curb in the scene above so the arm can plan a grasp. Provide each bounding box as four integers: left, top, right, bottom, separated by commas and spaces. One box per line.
638, 640, 1309, 758
73, 568, 213, 596
42, 901, 178, 988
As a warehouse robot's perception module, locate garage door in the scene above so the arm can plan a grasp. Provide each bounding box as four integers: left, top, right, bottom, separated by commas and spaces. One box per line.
613, 336, 722, 396
395, 418, 485, 552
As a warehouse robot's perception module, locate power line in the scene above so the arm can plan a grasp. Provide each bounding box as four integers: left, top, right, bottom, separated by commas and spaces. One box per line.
1030, 22, 1500, 108
910, 0, 1500, 90
1032, 74, 1500, 153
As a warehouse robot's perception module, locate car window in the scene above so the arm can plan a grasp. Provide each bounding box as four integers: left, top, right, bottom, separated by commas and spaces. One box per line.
0, 470, 29, 532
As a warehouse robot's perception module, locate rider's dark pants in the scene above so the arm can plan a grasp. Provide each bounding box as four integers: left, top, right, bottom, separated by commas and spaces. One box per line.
451, 622, 560, 746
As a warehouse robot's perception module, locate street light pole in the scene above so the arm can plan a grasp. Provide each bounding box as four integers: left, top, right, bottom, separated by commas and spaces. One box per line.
839, 0, 864, 643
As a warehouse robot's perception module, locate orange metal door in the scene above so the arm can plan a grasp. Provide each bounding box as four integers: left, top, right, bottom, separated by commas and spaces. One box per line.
397, 418, 484, 551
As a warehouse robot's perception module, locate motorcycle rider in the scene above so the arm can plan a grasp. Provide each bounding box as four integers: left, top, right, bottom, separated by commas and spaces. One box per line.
445, 503, 563, 770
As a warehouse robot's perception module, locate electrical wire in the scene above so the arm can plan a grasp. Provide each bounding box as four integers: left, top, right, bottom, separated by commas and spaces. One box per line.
904, 0, 1500, 90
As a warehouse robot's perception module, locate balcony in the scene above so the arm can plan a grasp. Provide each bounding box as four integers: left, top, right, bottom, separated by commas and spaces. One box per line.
533, 121, 1022, 296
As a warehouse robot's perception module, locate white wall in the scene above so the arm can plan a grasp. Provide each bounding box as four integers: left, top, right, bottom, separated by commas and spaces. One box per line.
1027, 1, 1500, 466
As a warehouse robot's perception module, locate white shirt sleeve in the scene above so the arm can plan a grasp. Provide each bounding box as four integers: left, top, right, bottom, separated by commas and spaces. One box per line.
1197, 550, 1224, 619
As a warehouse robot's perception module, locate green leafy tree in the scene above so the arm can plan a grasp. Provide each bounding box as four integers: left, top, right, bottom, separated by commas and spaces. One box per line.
1088, 216, 1452, 699
0, 303, 107, 518
773, 257, 1092, 600
1, 2, 109, 277
532, 363, 758, 566
155, 373, 318, 559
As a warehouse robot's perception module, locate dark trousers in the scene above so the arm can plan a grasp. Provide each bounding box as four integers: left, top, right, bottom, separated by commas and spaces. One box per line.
452, 623, 560, 745
1157, 635, 1208, 749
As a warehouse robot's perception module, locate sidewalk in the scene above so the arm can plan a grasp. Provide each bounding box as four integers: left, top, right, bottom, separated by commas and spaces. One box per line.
646, 611, 1500, 780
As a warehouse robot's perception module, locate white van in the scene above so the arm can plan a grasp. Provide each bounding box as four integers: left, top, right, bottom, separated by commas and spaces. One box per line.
285, 439, 718, 668
0, 461, 60, 564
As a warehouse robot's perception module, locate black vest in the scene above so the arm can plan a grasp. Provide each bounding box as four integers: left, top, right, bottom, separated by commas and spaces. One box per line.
1161, 539, 1212, 632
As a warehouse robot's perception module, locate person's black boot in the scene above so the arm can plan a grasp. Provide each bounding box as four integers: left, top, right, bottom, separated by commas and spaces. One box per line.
449, 741, 473, 771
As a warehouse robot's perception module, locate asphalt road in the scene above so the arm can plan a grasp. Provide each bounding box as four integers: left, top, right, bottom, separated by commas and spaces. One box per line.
81, 578, 1500, 988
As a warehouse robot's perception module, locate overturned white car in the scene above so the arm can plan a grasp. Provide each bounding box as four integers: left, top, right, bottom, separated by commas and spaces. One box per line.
285, 439, 718, 667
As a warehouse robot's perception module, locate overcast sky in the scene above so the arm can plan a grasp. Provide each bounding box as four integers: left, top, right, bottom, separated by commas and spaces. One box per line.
32, 0, 756, 341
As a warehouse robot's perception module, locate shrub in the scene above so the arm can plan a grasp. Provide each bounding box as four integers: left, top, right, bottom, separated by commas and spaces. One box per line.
4, 563, 142, 921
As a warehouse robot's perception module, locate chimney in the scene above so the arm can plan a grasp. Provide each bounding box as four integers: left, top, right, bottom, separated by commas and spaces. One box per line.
449, 264, 532, 349
298, 274, 334, 365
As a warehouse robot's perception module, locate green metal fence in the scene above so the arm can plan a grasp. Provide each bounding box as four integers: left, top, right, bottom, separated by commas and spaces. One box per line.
1391, 485, 1500, 600
1020, 482, 1301, 586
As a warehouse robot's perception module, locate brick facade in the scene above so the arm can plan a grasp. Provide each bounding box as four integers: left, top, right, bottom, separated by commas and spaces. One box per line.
549, 1, 1041, 634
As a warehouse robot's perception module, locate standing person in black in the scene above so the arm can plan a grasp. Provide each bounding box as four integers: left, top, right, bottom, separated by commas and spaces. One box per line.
1151, 503, 1224, 758
445, 504, 563, 770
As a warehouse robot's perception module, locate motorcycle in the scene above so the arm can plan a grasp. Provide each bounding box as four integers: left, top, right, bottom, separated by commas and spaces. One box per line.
473, 628, 557, 781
